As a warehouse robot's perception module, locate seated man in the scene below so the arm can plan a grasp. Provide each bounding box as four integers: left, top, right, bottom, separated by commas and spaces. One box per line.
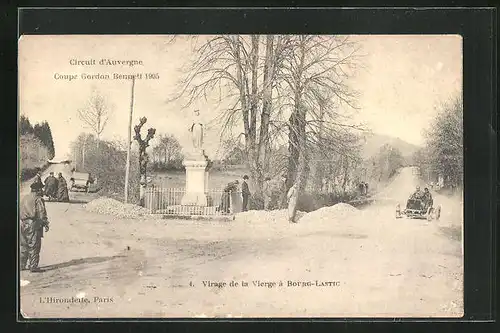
407, 186, 424, 210
422, 187, 433, 210
410, 186, 423, 200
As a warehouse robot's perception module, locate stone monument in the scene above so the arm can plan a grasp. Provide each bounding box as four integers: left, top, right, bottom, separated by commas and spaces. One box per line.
181, 110, 212, 206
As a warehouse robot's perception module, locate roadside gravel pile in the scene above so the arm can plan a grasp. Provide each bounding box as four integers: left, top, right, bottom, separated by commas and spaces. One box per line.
235, 209, 306, 224
85, 197, 150, 218
299, 203, 359, 225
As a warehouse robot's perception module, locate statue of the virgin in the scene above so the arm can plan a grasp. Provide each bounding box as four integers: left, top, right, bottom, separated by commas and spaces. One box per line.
189, 109, 204, 150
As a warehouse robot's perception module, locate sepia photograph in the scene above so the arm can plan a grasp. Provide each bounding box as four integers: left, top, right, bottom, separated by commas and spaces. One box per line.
18, 34, 463, 318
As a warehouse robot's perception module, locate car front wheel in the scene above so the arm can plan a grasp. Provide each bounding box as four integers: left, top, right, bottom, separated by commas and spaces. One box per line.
435, 205, 441, 220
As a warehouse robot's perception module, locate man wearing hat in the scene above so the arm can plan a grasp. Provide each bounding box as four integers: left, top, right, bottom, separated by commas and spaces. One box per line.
19, 181, 50, 273
43, 171, 58, 201
241, 175, 251, 212
33, 167, 44, 188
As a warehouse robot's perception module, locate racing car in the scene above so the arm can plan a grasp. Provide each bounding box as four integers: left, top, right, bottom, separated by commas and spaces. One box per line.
395, 196, 441, 221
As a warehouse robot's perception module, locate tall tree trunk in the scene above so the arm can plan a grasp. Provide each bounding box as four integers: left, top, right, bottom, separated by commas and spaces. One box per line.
246, 35, 260, 195
286, 37, 306, 193
342, 157, 349, 194
249, 35, 259, 145
287, 111, 300, 191
289, 106, 308, 222
234, 36, 251, 169
234, 35, 262, 204
257, 35, 274, 191
313, 101, 326, 191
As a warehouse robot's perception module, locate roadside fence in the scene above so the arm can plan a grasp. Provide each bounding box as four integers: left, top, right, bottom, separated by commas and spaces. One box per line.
144, 186, 242, 216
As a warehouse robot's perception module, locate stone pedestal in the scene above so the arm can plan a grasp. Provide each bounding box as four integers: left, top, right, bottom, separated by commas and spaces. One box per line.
181, 152, 211, 206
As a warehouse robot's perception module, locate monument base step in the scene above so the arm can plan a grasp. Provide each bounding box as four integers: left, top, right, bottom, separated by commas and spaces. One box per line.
157, 214, 235, 221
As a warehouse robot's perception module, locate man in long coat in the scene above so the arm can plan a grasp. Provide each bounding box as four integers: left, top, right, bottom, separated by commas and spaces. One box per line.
56, 172, 70, 202
43, 172, 58, 200
241, 175, 251, 212
20, 182, 50, 272
32, 168, 43, 188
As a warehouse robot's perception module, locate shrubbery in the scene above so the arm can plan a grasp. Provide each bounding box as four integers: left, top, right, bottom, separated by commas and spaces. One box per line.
70, 133, 141, 203
19, 115, 56, 181
297, 191, 359, 213
19, 133, 50, 181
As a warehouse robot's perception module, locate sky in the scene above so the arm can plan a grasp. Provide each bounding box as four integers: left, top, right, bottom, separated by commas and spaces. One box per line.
19, 35, 462, 160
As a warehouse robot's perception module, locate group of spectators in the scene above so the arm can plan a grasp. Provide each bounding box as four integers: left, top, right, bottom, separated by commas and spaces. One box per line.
357, 181, 369, 196
31, 168, 70, 202
217, 174, 291, 214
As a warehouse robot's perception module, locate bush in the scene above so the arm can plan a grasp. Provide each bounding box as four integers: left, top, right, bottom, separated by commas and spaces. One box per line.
20, 134, 50, 181
70, 134, 142, 204
296, 191, 359, 213
150, 161, 184, 172
20, 163, 50, 182
249, 193, 264, 210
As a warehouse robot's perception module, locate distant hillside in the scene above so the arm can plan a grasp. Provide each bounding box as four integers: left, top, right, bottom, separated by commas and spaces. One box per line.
360, 133, 422, 160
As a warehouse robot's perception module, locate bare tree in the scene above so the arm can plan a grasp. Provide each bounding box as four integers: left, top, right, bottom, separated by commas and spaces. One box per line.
424, 94, 463, 188
277, 36, 363, 193
78, 88, 112, 148
152, 134, 183, 166
219, 138, 245, 165
171, 35, 363, 212
133, 117, 156, 206
170, 35, 287, 197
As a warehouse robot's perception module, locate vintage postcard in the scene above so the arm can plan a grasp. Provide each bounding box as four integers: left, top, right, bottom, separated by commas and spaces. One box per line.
18, 34, 464, 318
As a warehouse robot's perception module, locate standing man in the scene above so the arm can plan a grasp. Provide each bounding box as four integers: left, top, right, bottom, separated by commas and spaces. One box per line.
422, 187, 434, 209
43, 172, 58, 201
33, 168, 43, 188
56, 172, 70, 202
20, 182, 50, 273
263, 177, 272, 211
241, 175, 251, 212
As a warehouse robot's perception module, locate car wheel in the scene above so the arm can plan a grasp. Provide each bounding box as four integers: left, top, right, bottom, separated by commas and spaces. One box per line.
395, 204, 402, 219
435, 205, 441, 220
425, 207, 433, 221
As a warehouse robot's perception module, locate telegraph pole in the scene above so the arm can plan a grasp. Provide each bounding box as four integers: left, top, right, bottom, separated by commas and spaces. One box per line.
124, 76, 135, 203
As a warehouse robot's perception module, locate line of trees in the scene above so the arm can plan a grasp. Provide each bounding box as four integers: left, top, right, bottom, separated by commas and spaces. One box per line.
20, 115, 56, 160
170, 35, 365, 205
367, 143, 406, 182
19, 115, 56, 180
70, 133, 141, 202
151, 134, 184, 171
413, 94, 463, 190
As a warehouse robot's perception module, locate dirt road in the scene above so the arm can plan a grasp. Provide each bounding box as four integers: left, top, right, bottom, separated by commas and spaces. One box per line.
20, 167, 463, 318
